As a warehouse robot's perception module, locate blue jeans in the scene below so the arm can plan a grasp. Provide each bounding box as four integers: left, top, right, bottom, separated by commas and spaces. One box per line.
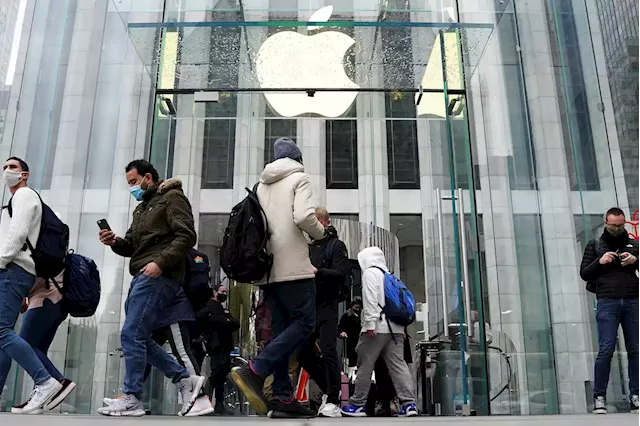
0, 263, 51, 386
122, 274, 191, 398
251, 279, 315, 400
0, 298, 67, 390
594, 298, 639, 397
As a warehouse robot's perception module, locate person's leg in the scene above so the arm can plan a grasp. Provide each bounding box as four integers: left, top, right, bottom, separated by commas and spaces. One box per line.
593, 299, 623, 398
381, 334, 415, 406
297, 330, 327, 394
20, 300, 68, 382
374, 358, 394, 409
253, 280, 316, 401
142, 327, 168, 383
0, 266, 51, 386
316, 303, 341, 405
120, 275, 190, 398
348, 334, 389, 407
208, 351, 230, 409
166, 322, 199, 376
620, 299, 639, 397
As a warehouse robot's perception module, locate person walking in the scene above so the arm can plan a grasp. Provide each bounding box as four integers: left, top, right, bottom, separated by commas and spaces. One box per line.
0, 157, 64, 414
339, 297, 363, 376
231, 138, 326, 419
97, 159, 205, 417
298, 207, 350, 418
0, 269, 77, 414
580, 207, 638, 414
196, 285, 239, 414
340, 247, 418, 418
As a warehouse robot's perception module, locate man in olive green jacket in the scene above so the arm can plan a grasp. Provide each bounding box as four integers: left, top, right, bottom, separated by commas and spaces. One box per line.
98, 160, 205, 417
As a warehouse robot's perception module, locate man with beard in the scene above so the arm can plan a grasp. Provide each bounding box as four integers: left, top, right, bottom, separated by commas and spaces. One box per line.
580, 207, 638, 414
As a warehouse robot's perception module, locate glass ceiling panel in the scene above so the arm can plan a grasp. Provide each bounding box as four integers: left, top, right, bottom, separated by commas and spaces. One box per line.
112, 2, 495, 92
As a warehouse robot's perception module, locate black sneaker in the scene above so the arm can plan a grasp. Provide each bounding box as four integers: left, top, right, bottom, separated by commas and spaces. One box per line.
267, 399, 315, 419
231, 365, 267, 415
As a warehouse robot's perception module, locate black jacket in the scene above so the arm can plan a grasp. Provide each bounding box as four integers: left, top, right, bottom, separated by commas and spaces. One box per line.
338, 309, 361, 365
196, 299, 240, 353
580, 230, 639, 299
309, 226, 350, 307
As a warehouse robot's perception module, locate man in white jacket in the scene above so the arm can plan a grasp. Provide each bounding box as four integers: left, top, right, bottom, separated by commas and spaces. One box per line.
0, 157, 63, 414
341, 246, 418, 417
231, 138, 326, 419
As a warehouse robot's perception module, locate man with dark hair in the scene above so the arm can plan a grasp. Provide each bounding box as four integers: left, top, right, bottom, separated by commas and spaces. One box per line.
0, 157, 66, 414
98, 159, 207, 417
580, 207, 639, 414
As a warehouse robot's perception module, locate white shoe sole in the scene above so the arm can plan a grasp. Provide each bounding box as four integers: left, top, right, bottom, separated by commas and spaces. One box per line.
45, 382, 77, 411
11, 408, 43, 415
97, 408, 146, 417
178, 376, 206, 416
340, 411, 366, 417
593, 409, 607, 414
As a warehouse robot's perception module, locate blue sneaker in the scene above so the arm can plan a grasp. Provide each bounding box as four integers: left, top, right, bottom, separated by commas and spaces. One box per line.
399, 403, 418, 417
340, 404, 366, 417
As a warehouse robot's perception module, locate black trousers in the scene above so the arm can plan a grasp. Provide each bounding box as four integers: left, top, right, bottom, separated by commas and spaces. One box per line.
298, 303, 341, 404
208, 351, 231, 408
143, 322, 200, 381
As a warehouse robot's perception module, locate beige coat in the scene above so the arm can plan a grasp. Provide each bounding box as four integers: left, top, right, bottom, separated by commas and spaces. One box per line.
256, 158, 325, 284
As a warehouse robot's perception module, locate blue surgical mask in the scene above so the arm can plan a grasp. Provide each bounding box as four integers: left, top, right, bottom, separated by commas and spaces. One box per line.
130, 185, 145, 201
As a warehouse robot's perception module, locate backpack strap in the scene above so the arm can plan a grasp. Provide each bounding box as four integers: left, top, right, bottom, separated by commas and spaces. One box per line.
369, 266, 399, 344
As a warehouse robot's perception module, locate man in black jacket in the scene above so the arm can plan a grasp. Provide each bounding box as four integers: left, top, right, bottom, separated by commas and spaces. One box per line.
299, 207, 350, 418
580, 207, 639, 414
195, 285, 239, 414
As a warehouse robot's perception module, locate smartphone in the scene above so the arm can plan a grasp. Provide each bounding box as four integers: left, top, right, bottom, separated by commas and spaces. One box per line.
97, 219, 111, 231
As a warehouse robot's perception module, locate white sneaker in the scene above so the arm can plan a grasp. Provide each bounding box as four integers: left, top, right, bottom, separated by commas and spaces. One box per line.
97, 394, 145, 417
185, 395, 215, 417
593, 396, 607, 414
318, 402, 342, 418
18, 378, 63, 414
178, 375, 205, 416
103, 395, 122, 406
317, 394, 328, 415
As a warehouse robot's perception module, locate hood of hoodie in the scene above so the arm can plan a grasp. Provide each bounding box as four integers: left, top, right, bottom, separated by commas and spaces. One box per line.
357, 246, 388, 272
260, 158, 304, 185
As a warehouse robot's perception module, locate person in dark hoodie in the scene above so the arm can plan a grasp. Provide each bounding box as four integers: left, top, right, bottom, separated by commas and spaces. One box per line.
298, 207, 350, 418
195, 285, 239, 414
580, 207, 638, 414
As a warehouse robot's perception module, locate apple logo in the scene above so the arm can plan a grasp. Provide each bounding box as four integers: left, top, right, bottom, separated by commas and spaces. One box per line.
256, 6, 359, 118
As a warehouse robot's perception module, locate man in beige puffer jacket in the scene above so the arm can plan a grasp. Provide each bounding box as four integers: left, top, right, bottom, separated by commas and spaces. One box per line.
232, 138, 325, 419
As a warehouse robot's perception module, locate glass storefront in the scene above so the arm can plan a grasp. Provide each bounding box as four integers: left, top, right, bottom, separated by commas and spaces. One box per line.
0, 0, 637, 416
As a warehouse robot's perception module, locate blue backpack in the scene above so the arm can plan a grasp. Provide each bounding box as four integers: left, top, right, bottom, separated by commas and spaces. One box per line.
372, 266, 416, 327
55, 253, 101, 318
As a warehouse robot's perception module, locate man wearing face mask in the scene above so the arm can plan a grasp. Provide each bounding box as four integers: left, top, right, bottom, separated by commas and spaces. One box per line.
195, 285, 239, 414
0, 157, 65, 414
98, 159, 206, 417
580, 207, 639, 414
339, 298, 363, 375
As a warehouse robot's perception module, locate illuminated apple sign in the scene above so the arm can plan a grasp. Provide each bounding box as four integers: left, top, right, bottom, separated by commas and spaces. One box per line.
256, 6, 359, 118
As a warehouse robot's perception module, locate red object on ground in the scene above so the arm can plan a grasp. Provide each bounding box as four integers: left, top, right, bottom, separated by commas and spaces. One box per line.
627, 210, 639, 240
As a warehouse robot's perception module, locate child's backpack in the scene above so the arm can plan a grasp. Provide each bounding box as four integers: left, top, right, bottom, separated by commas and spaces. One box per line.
371, 266, 416, 327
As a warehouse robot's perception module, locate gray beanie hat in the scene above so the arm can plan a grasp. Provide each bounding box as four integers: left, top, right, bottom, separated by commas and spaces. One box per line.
274, 137, 302, 161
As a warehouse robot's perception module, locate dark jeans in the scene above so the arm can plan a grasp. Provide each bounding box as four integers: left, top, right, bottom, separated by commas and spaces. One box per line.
594, 298, 639, 397
298, 303, 341, 404
0, 264, 50, 387
121, 274, 191, 398
251, 279, 315, 401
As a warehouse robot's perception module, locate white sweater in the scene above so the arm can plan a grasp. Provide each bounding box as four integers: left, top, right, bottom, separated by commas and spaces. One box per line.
0, 187, 42, 275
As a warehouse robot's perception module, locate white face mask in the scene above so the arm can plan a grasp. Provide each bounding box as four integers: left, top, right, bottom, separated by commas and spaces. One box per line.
3, 169, 23, 187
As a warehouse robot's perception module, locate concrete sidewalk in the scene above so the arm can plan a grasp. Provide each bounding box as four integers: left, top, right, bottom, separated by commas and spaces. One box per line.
0, 413, 637, 425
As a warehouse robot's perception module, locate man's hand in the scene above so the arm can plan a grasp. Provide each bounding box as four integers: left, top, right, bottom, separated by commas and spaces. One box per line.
140, 262, 162, 277
312, 266, 317, 275
339, 332, 348, 339
599, 252, 618, 265
620, 252, 637, 266
99, 229, 117, 246
367, 329, 376, 337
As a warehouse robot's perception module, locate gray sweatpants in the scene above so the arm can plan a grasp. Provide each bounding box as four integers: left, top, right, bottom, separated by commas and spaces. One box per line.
349, 333, 416, 406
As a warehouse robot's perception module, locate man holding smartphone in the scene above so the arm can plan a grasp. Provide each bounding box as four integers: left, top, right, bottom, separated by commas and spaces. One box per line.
97, 159, 205, 417
580, 207, 639, 414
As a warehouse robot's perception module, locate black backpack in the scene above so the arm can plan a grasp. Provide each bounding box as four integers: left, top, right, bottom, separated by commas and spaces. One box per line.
7, 190, 69, 279
220, 183, 272, 284
184, 248, 212, 312
59, 252, 101, 317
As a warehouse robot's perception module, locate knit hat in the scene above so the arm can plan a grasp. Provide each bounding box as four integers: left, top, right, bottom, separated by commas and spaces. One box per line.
274, 137, 302, 161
